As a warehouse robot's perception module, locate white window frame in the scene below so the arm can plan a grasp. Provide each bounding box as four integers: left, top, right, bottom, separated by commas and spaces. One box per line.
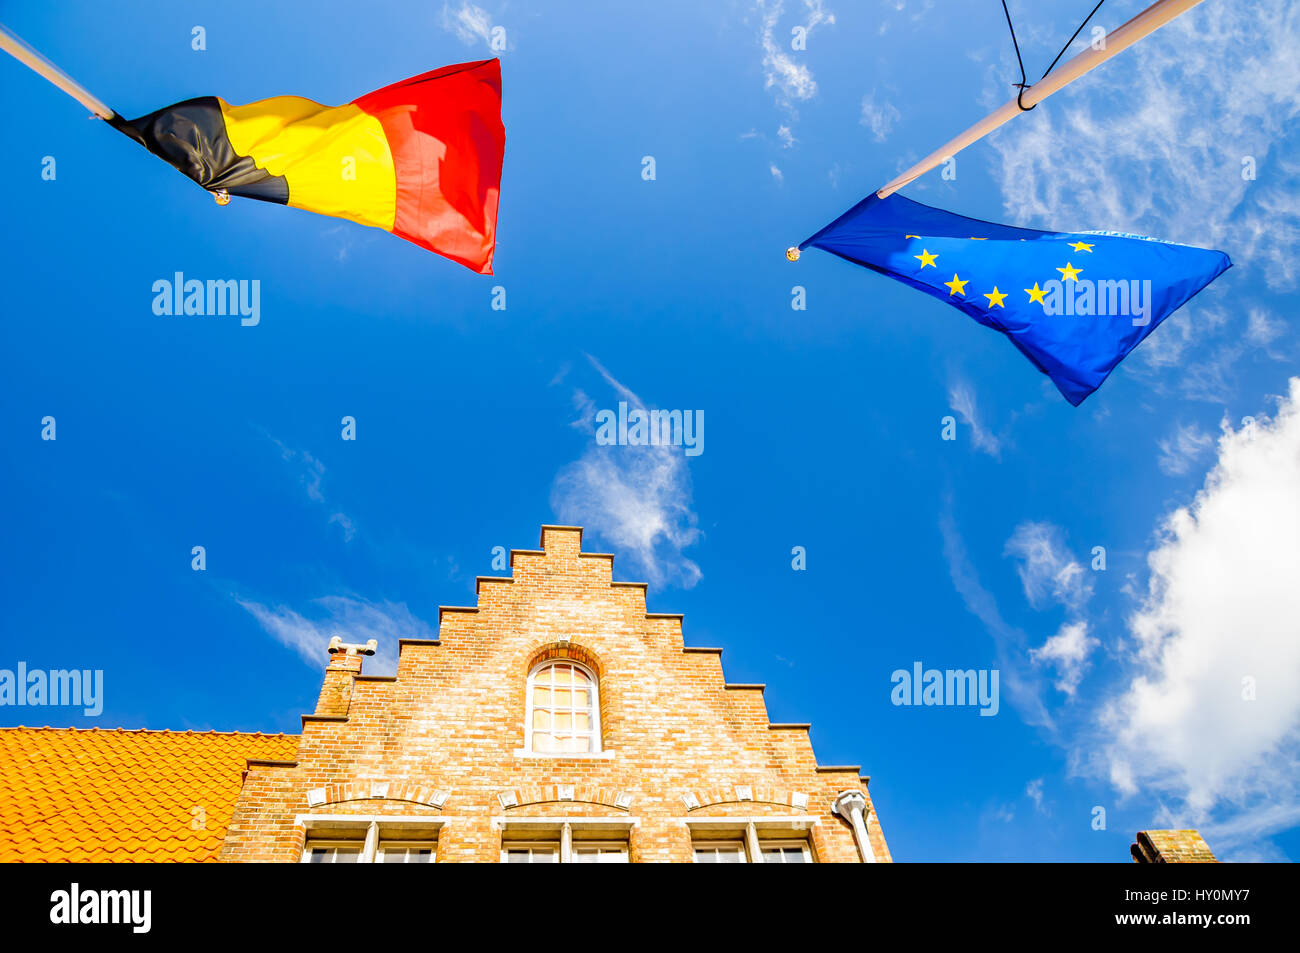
375, 840, 437, 863
494, 817, 636, 863
691, 840, 748, 863
500, 841, 561, 864
302, 840, 366, 863
685, 817, 818, 863
524, 659, 602, 755
571, 840, 630, 863
297, 815, 444, 864
757, 839, 814, 863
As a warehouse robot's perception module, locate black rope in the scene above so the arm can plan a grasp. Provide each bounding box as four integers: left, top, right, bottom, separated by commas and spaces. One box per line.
1000, 0, 1035, 111
1001, 0, 1106, 111
1039, 0, 1106, 81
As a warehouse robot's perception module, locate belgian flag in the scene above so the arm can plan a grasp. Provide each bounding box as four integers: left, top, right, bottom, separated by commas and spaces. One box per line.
108, 60, 504, 273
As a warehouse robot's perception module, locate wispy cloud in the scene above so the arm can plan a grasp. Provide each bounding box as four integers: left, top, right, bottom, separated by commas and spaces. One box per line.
1004, 522, 1093, 612
1030, 620, 1097, 697
550, 356, 702, 589
1025, 777, 1046, 813
268, 437, 356, 541
939, 499, 1051, 729
440, 1, 496, 48
756, 0, 835, 109
860, 91, 900, 142
1156, 422, 1215, 476
238, 595, 437, 677
948, 378, 1002, 457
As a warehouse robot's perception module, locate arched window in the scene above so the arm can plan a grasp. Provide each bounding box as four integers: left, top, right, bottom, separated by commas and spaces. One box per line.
526, 660, 600, 754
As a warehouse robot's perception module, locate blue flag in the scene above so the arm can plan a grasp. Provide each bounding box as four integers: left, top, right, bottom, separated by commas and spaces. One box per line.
800, 194, 1231, 405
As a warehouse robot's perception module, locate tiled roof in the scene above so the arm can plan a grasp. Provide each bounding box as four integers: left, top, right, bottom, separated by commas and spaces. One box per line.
0, 727, 298, 863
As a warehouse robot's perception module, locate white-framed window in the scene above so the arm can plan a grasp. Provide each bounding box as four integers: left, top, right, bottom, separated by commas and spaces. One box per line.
304, 840, 364, 863
497, 820, 635, 863
572, 842, 630, 863
298, 817, 443, 863
693, 841, 747, 863
687, 819, 817, 863
502, 842, 560, 863
376, 841, 437, 863
760, 841, 813, 863
525, 660, 601, 754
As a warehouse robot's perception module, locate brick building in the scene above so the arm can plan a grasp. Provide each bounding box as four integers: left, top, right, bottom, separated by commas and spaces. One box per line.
223, 524, 889, 863
0, 525, 888, 863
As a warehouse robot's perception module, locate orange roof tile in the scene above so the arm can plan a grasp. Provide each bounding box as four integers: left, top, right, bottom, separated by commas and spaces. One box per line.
0, 727, 298, 863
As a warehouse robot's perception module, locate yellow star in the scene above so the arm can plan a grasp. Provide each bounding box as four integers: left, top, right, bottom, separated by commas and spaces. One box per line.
1025, 282, 1048, 305
944, 273, 968, 297
1069, 241, 1095, 253
914, 248, 938, 268
1057, 262, 1083, 282
983, 287, 1008, 308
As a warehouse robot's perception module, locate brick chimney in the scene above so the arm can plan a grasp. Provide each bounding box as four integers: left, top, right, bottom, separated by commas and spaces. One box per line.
314, 636, 376, 717
1131, 830, 1218, 863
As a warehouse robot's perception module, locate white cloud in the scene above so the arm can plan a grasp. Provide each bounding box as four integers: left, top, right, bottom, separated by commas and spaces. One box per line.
1031, 620, 1098, 696
1025, 777, 1045, 812
269, 437, 356, 541
441, 2, 493, 47
756, 1, 835, 109
769, 163, 784, 183
939, 501, 1052, 729
860, 91, 900, 142
1157, 422, 1215, 476
777, 124, 795, 148
238, 595, 437, 677
550, 356, 702, 589
948, 379, 1002, 457
1005, 521, 1093, 611
1097, 378, 1300, 826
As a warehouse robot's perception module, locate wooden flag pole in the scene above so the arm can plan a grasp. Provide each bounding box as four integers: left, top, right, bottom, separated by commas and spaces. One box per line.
875, 0, 1206, 199
0, 23, 115, 119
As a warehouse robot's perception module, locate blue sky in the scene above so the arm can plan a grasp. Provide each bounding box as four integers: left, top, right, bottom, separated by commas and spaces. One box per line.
2, 0, 1298, 862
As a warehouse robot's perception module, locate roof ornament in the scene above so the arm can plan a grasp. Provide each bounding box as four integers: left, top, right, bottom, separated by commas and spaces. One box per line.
327, 636, 377, 657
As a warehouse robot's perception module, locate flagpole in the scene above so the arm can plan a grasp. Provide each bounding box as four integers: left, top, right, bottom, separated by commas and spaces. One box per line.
0, 23, 115, 119
874, 0, 1205, 199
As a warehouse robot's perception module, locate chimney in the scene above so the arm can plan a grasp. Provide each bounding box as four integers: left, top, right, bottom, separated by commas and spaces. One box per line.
1131, 830, 1218, 863
313, 636, 377, 717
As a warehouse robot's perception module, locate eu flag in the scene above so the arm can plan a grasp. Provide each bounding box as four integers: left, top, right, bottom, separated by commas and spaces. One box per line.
799, 194, 1231, 405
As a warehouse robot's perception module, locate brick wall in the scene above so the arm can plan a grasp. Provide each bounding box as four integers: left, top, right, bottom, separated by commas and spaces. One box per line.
1131, 830, 1218, 863
221, 525, 890, 863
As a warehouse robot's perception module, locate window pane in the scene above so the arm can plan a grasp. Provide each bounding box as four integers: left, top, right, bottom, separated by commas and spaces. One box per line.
534, 687, 551, 706
570, 735, 592, 752
506, 850, 532, 864
554, 712, 572, 731
533, 710, 550, 729
571, 668, 591, 687
533, 732, 554, 752
571, 689, 589, 708
574, 713, 590, 731
694, 849, 716, 863
553, 666, 572, 685
553, 689, 571, 707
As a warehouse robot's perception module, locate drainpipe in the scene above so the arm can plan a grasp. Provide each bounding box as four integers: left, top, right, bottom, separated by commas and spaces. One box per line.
832, 791, 877, 863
